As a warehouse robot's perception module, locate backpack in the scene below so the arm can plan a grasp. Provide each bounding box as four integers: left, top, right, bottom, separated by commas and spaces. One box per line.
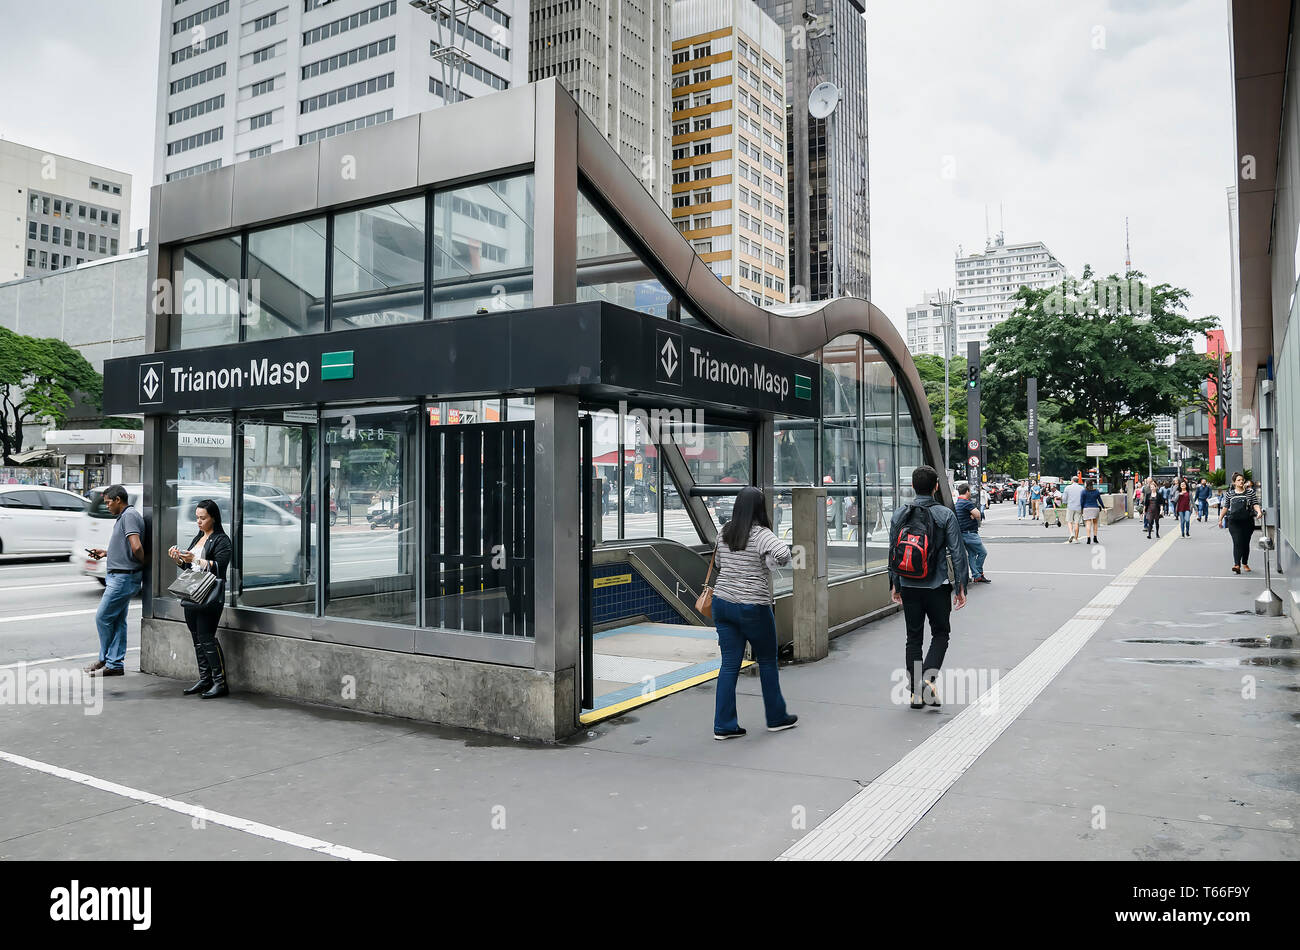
1226, 492, 1252, 520
890, 503, 942, 581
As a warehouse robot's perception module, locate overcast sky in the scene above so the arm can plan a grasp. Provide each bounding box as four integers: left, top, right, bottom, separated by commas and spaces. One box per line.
0, 0, 1235, 345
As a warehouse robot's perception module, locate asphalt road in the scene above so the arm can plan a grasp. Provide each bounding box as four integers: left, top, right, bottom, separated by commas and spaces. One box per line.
0, 555, 133, 668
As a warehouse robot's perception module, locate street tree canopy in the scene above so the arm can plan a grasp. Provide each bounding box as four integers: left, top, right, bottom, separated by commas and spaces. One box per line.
980, 268, 1216, 483
0, 327, 102, 464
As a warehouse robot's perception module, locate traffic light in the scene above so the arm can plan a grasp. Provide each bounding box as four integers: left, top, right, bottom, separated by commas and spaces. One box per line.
968, 364, 980, 389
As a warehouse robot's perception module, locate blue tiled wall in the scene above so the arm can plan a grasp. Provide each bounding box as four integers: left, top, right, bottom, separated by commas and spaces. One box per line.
593, 561, 683, 626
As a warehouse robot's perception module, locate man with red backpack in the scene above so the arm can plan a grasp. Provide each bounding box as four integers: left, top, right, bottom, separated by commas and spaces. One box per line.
888, 465, 970, 709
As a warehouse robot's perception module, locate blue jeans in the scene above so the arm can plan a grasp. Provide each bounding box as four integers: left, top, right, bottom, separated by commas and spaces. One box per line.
962, 530, 987, 578
1017, 499, 1027, 517
712, 595, 788, 732
1179, 510, 1191, 535
95, 572, 140, 670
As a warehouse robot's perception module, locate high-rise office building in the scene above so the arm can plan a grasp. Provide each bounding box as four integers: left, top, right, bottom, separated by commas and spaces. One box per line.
954, 235, 1067, 349
529, 0, 672, 210
752, 0, 870, 302
0, 141, 132, 282
669, 0, 788, 305
153, 0, 530, 184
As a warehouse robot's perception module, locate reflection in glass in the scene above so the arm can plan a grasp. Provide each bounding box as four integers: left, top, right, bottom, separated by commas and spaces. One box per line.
173, 236, 242, 350
246, 217, 327, 340
862, 350, 898, 569
237, 415, 316, 613
576, 190, 671, 317
332, 197, 425, 330
432, 175, 533, 319
822, 335, 864, 579
324, 406, 417, 625
158, 416, 234, 603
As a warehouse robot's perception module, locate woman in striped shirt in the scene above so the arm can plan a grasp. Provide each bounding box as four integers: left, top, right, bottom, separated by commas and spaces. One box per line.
709, 485, 798, 740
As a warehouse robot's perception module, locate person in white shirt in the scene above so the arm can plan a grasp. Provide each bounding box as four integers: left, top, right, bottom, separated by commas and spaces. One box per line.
1062, 475, 1086, 543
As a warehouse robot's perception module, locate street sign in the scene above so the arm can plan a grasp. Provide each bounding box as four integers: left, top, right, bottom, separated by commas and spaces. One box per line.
968, 455, 980, 467
1086, 443, 1109, 456
967, 438, 979, 450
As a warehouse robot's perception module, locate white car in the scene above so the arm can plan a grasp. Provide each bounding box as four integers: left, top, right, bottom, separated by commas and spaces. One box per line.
0, 485, 90, 556
78, 484, 143, 584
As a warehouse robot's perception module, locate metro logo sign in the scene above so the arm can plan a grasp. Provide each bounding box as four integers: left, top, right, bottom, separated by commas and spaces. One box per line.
139, 362, 163, 405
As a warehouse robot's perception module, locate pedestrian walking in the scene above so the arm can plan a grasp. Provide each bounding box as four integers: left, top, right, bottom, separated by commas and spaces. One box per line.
1016, 480, 1028, 519
1080, 479, 1106, 544
1029, 480, 1041, 519
1175, 480, 1192, 537
167, 499, 232, 698
1194, 478, 1211, 522
1062, 475, 1085, 543
1143, 480, 1165, 538
84, 485, 144, 677
1218, 472, 1262, 574
707, 485, 797, 739
888, 465, 970, 709
954, 482, 990, 583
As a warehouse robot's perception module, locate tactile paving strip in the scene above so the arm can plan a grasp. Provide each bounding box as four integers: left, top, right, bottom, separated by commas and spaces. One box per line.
779, 531, 1178, 861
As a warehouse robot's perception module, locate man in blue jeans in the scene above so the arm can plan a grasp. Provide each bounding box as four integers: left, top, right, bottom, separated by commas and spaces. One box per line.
1195, 478, 1211, 522
954, 482, 990, 583
85, 485, 144, 676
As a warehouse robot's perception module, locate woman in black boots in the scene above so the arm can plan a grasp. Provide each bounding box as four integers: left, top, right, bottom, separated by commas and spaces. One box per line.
167, 499, 232, 698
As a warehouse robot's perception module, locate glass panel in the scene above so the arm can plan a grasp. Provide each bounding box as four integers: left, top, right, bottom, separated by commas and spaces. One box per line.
237, 412, 317, 613
576, 190, 671, 317
661, 478, 700, 544
432, 174, 533, 319
246, 217, 327, 340
324, 405, 417, 625
332, 196, 425, 330
173, 236, 241, 349
822, 335, 864, 579
157, 416, 234, 601
862, 349, 897, 570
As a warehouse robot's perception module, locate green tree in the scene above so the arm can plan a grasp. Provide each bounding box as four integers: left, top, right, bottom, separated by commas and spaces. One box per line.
0, 328, 102, 463
981, 268, 1216, 485
912, 353, 968, 461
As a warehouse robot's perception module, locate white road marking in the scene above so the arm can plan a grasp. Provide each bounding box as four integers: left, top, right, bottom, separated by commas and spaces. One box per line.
780, 531, 1178, 861
0, 648, 139, 670
0, 581, 100, 593
0, 604, 141, 625
0, 749, 394, 861
989, 570, 1242, 581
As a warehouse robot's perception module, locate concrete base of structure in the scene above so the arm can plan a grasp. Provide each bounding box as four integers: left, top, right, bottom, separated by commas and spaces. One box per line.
140, 618, 577, 741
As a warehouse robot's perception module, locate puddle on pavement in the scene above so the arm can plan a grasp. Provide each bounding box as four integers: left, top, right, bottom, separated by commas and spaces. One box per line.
1115, 636, 1273, 648
1111, 655, 1300, 670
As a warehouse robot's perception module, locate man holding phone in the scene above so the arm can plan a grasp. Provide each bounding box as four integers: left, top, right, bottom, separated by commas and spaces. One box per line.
84, 485, 144, 676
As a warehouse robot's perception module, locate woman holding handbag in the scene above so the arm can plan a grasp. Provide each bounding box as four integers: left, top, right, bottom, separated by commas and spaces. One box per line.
167, 499, 232, 698
702, 485, 797, 740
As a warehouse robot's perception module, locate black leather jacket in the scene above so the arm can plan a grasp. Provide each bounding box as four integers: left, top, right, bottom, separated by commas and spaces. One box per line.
181, 530, 232, 583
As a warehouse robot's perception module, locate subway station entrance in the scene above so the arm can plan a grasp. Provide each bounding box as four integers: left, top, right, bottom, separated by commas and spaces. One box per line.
101, 80, 947, 740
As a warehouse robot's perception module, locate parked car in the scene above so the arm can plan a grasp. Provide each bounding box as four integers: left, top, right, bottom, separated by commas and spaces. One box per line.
0, 485, 89, 557
78, 484, 143, 583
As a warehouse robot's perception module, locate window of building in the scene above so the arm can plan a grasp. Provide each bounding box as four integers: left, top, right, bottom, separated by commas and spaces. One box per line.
331, 196, 424, 330
245, 217, 327, 341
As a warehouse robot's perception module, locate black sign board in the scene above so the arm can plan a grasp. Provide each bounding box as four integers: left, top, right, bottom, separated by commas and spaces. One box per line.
102, 302, 821, 419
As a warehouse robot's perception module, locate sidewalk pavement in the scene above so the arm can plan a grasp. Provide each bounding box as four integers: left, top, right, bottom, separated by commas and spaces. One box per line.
1, 505, 1295, 860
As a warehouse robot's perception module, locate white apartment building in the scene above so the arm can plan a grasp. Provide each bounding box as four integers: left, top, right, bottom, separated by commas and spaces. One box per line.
0, 141, 132, 282
905, 293, 956, 358
530, 0, 673, 212
153, 0, 530, 184
953, 235, 1067, 350
670, 0, 787, 305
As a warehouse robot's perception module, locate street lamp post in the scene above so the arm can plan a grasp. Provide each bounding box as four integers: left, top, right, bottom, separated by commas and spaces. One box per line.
940, 291, 963, 477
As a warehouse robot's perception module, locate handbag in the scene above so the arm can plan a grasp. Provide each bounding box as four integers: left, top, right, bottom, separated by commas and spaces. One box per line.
167, 566, 222, 608
695, 540, 719, 619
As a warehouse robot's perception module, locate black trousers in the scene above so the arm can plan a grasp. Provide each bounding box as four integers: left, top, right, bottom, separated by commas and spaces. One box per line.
183, 604, 226, 682
900, 584, 953, 693
1227, 518, 1254, 567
